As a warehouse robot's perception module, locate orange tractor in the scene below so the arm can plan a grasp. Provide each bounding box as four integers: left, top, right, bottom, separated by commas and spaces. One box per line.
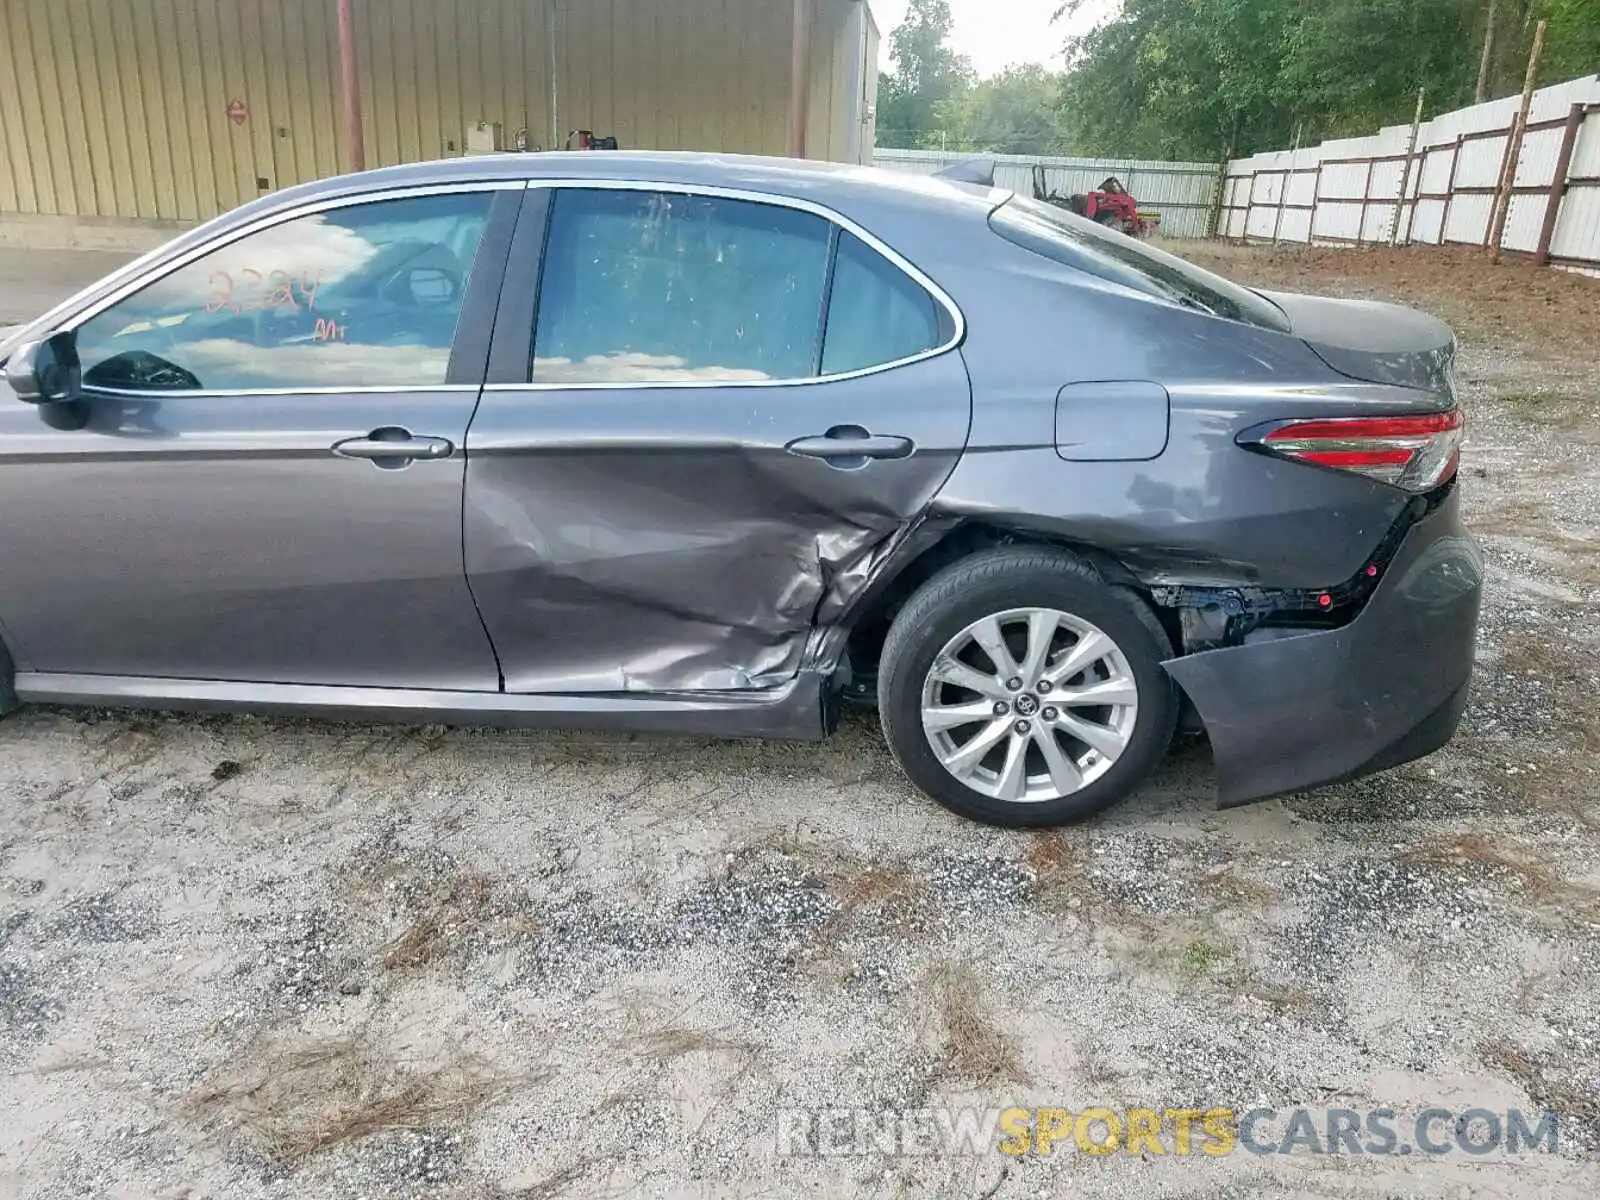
1032, 166, 1161, 238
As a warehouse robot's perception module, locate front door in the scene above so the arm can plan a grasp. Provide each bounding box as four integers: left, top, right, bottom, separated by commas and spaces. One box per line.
0, 186, 519, 690
463, 184, 973, 694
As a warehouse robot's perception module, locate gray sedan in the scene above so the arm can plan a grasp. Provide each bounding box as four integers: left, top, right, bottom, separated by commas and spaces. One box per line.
0, 152, 1481, 826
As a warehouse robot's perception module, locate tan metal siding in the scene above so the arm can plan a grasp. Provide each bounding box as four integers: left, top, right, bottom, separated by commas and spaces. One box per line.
0, 4, 32, 212
1, 0, 856, 221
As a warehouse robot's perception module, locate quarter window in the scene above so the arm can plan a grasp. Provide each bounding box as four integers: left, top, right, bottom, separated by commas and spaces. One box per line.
74, 191, 494, 392
530, 188, 948, 385
821, 232, 943, 376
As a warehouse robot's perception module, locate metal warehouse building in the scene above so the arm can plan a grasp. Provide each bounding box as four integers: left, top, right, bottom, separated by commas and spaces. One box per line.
0, 0, 880, 228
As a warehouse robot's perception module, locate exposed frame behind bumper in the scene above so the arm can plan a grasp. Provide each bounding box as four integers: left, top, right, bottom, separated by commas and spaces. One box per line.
1163, 490, 1483, 807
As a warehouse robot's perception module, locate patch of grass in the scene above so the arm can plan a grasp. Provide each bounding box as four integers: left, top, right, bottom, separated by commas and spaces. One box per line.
1481, 1040, 1600, 1143
1494, 635, 1566, 679
928, 964, 1030, 1087
1178, 938, 1234, 977
188, 1034, 515, 1163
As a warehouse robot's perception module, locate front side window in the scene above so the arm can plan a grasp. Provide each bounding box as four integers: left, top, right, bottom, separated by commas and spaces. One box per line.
530, 188, 951, 385
74, 191, 494, 392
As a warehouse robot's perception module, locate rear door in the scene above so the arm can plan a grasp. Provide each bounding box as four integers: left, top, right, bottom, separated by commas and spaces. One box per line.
0, 184, 520, 690
463, 183, 973, 694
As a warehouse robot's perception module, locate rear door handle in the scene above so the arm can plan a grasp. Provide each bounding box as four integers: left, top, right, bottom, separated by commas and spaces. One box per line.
332, 427, 455, 468
786, 426, 916, 468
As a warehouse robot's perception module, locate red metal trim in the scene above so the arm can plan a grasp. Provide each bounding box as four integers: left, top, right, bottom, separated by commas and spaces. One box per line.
1318, 152, 1412, 167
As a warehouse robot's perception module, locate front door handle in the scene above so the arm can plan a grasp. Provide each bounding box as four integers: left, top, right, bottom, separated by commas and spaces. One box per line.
332, 427, 455, 469
786, 426, 916, 468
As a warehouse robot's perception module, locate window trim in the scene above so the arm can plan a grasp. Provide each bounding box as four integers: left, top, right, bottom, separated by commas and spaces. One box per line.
57, 180, 528, 399
488, 178, 966, 392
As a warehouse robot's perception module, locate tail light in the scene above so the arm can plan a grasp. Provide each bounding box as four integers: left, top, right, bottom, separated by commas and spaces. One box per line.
1254, 409, 1464, 492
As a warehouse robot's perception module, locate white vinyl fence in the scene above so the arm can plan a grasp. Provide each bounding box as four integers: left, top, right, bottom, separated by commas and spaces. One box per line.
873, 149, 1223, 238
1223, 73, 1600, 272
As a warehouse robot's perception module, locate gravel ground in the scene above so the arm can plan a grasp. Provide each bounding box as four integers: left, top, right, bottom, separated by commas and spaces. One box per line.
3, 242, 1600, 1198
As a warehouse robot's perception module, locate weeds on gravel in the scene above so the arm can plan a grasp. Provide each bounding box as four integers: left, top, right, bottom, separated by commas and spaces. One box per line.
1023, 830, 1099, 916
1178, 938, 1234, 977
1481, 1040, 1600, 1145
1498, 392, 1594, 431
497, 1159, 594, 1199
928, 964, 1029, 1086
188, 1034, 516, 1163
635, 1024, 759, 1067
1404, 833, 1600, 921
381, 873, 496, 971
818, 861, 929, 943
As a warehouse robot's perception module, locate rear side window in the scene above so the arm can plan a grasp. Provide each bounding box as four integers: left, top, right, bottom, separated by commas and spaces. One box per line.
821, 232, 943, 376
533, 189, 832, 384
530, 188, 950, 385
991, 195, 1289, 332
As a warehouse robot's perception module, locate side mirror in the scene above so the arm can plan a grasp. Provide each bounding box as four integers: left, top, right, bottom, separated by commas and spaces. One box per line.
3, 331, 81, 405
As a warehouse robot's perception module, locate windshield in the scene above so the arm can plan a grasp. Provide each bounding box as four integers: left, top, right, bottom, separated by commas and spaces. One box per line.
990, 195, 1289, 332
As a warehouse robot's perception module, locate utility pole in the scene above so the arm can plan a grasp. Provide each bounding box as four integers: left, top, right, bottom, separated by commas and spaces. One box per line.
1476, 0, 1499, 103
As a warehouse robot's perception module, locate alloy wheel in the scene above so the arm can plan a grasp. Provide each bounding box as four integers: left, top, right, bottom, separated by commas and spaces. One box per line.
919, 607, 1140, 803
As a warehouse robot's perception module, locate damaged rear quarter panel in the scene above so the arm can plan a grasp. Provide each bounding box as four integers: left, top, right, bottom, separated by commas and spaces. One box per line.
462, 352, 973, 694
926, 242, 1419, 589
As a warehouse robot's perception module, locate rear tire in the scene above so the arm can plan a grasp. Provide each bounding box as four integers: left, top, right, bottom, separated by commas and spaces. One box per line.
878, 547, 1178, 827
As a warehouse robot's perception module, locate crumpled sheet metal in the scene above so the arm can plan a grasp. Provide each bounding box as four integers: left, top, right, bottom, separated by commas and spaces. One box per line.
460, 355, 974, 696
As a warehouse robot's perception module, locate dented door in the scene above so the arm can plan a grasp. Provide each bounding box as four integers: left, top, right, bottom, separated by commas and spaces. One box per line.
462, 183, 973, 694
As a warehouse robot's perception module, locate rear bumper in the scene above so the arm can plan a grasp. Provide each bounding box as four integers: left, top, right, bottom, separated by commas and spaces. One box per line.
1163, 488, 1482, 807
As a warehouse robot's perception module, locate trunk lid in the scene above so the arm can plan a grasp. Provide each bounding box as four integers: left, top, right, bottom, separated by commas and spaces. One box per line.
1258, 290, 1455, 395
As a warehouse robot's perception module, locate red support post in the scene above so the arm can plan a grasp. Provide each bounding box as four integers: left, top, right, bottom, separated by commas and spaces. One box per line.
338, 0, 366, 174
1441, 135, 1464, 244
1355, 159, 1375, 247
1536, 104, 1586, 266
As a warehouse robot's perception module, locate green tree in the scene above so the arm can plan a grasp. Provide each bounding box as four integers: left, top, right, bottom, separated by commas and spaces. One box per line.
876, 0, 976, 149
948, 65, 1074, 154
1057, 0, 1600, 162
1530, 0, 1600, 85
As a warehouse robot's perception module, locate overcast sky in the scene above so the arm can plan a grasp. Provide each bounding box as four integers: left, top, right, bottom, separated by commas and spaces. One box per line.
869, 0, 1119, 78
